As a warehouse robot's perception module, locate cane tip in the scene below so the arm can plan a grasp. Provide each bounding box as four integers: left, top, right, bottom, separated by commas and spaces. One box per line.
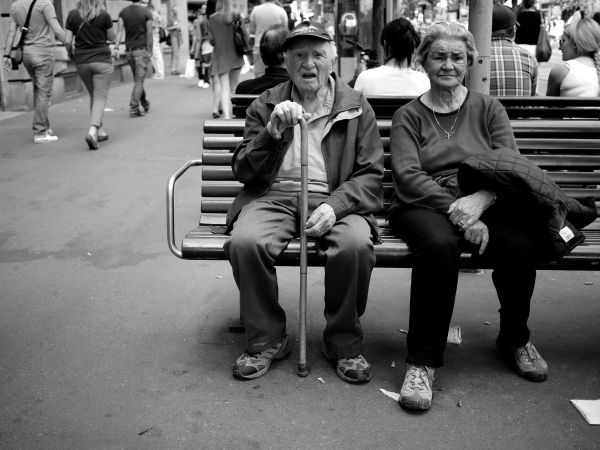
297, 364, 309, 377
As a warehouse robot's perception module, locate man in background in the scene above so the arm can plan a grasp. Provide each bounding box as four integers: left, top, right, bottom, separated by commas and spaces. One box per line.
235, 27, 289, 94
489, 4, 538, 96
249, 0, 287, 77
114, 0, 153, 117
3, 0, 66, 143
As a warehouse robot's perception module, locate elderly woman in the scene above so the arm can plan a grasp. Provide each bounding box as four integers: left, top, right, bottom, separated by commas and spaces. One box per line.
546, 17, 600, 97
353, 17, 429, 96
388, 22, 548, 411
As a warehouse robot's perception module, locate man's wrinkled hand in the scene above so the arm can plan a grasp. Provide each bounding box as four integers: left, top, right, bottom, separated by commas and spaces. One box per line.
463, 219, 489, 255
267, 100, 311, 140
448, 190, 495, 229
305, 203, 336, 237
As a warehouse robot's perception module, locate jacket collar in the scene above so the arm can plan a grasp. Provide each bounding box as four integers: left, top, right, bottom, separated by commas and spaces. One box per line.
264, 73, 363, 116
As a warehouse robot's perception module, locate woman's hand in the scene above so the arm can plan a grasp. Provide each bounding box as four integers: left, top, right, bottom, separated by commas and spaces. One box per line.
463, 219, 489, 255
448, 190, 495, 229
266, 101, 311, 140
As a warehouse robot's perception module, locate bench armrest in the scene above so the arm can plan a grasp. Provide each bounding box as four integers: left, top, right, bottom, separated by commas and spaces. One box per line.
166, 159, 203, 259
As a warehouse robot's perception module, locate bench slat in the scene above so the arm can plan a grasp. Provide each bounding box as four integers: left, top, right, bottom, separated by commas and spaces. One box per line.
181, 225, 600, 269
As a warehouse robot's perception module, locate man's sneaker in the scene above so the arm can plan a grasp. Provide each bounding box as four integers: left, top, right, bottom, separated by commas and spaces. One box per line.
141, 101, 150, 113
232, 335, 292, 380
321, 346, 372, 383
399, 364, 435, 410
129, 109, 144, 117
497, 339, 548, 381
33, 132, 58, 143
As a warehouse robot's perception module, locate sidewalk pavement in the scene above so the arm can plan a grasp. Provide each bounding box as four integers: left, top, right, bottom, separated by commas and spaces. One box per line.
1, 74, 599, 449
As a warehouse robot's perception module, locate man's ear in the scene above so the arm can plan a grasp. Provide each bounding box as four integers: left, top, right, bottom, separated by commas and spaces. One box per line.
330, 55, 338, 72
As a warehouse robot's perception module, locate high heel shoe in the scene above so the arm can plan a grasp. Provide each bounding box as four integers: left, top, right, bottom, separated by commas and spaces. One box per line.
85, 133, 99, 150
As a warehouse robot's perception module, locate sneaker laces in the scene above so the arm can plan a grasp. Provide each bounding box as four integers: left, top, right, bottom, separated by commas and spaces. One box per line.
516, 342, 539, 365
407, 365, 431, 392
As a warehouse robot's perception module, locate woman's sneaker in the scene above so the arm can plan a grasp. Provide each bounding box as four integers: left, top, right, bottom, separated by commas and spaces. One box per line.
497, 339, 548, 381
399, 364, 435, 410
232, 336, 292, 380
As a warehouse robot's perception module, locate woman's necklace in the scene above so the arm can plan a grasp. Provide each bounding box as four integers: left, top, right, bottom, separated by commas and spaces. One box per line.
432, 106, 461, 139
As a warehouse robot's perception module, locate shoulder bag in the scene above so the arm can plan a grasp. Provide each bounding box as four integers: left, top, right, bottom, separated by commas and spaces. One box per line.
232, 13, 251, 57
10, 0, 38, 68
536, 25, 552, 62
67, 19, 85, 60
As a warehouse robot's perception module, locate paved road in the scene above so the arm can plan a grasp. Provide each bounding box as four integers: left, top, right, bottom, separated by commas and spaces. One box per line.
1, 74, 599, 449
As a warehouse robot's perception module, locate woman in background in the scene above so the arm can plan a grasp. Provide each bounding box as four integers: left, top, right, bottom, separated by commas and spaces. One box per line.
208, 0, 244, 118
515, 0, 542, 58
353, 17, 429, 96
546, 17, 600, 97
65, 0, 115, 149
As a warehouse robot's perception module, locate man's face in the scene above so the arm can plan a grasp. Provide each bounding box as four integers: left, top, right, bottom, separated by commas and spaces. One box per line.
285, 38, 335, 96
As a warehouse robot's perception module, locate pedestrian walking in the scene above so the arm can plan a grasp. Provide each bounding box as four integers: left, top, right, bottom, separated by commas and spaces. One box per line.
192, 4, 210, 88
208, 0, 244, 119
113, 0, 153, 117
167, 6, 182, 75
65, 0, 115, 149
3, 0, 66, 143
146, 1, 165, 79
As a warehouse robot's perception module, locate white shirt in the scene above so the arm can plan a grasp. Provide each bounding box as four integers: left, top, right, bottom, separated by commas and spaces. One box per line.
353, 64, 430, 96
560, 58, 600, 97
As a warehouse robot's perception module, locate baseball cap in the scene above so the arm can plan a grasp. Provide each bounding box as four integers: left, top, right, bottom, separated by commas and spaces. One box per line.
492, 5, 519, 32
283, 21, 333, 50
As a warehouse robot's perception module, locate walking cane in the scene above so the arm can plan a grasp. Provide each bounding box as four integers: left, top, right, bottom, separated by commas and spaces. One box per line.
297, 117, 309, 377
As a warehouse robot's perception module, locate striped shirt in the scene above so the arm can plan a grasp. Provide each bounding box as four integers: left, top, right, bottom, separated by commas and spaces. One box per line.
490, 37, 538, 96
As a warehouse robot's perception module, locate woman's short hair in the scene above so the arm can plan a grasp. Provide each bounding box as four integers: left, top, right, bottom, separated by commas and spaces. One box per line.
380, 18, 420, 66
566, 17, 600, 55
416, 22, 478, 67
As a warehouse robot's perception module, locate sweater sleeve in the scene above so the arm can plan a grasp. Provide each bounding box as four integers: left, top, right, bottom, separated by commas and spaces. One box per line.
487, 97, 518, 151
390, 106, 457, 213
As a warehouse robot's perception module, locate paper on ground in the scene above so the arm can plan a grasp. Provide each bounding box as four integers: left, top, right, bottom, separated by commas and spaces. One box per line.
571, 399, 600, 424
380, 388, 400, 402
447, 326, 462, 345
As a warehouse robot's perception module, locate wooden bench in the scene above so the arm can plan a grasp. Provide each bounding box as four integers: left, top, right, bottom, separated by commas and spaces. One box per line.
167, 97, 600, 271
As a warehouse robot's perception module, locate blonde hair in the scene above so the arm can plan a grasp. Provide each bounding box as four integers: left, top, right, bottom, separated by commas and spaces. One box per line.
76, 0, 104, 22
416, 22, 478, 68
566, 17, 600, 85
216, 0, 234, 22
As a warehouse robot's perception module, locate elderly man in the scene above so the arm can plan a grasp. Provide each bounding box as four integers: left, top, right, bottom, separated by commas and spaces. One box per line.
224, 21, 384, 383
490, 5, 538, 96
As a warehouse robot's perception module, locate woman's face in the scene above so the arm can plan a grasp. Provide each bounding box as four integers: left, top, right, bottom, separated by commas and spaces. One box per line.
424, 38, 468, 89
560, 32, 577, 60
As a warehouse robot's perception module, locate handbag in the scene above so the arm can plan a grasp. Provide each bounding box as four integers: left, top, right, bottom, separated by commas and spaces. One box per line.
159, 27, 167, 44
536, 26, 552, 62
10, 0, 38, 68
232, 13, 251, 57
